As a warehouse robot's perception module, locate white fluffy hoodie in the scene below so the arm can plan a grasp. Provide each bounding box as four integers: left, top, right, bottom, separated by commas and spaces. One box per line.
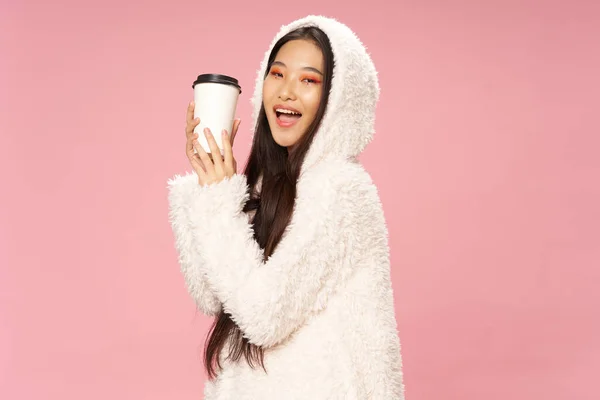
167, 15, 405, 400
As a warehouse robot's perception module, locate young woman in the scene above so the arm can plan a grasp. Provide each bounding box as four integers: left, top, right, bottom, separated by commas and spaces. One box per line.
168, 15, 404, 399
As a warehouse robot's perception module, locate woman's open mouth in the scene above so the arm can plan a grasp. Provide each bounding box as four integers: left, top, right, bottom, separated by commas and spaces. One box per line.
275, 107, 302, 128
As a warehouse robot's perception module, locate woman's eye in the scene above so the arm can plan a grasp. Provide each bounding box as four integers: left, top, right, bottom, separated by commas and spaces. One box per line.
271, 71, 283, 78
302, 78, 320, 84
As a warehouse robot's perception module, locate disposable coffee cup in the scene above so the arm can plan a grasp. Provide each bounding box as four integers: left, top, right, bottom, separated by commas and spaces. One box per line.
192, 74, 242, 155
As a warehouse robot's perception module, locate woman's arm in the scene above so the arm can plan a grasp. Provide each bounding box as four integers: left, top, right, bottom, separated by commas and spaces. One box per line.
166, 164, 358, 347
168, 174, 222, 316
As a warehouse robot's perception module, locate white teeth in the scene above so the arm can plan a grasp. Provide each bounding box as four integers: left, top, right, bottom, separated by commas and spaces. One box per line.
276, 108, 301, 115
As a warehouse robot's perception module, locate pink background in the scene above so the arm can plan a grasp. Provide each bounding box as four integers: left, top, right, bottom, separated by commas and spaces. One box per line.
1, 0, 599, 398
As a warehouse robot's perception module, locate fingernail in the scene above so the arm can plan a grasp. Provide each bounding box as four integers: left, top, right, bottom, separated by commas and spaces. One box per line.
204, 128, 210, 136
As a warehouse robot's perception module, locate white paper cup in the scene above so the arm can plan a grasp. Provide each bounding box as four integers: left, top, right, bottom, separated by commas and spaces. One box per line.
192, 74, 241, 155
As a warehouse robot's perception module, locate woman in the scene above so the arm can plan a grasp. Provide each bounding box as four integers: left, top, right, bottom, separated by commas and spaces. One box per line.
168, 15, 404, 399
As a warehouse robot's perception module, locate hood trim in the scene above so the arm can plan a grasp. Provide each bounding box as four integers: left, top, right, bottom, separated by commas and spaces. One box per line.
250, 15, 380, 173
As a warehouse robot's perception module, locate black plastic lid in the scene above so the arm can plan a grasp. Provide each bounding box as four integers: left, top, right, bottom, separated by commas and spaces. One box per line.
192, 74, 241, 93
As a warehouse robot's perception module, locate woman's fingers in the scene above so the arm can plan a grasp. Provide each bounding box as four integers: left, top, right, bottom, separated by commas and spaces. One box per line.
194, 138, 216, 178
187, 141, 205, 176
186, 134, 206, 171
184, 102, 238, 185
223, 130, 234, 173
186, 132, 198, 154
186, 118, 200, 138
186, 101, 195, 124
184, 102, 200, 170
230, 118, 241, 146
190, 152, 207, 180
186, 102, 200, 138
186, 133, 200, 158
204, 128, 224, 170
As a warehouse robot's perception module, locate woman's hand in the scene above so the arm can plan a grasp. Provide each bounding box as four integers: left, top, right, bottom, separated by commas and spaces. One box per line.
185, 101, 241, 186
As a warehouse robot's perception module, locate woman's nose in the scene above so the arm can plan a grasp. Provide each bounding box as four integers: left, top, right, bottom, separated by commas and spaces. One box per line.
278, 79, 297, 101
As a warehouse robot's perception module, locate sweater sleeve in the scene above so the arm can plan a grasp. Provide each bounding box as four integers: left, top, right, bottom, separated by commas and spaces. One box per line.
167, 173, 222, 316
167, 169, 355, 348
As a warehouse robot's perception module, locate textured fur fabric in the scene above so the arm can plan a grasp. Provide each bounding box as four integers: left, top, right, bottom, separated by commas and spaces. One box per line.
167, 15, 405, 400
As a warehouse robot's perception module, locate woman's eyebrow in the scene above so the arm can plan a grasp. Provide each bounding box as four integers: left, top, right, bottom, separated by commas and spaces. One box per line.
302, 66, 323, 76
271, 61, 323, 76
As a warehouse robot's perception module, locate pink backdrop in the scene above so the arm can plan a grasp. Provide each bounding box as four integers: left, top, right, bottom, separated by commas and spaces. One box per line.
1, 0, 599, 399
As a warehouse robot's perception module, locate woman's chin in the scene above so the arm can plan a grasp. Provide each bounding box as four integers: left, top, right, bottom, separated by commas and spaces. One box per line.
269, 126, 300, 148
272, 134, 298, 148
267, 116, 305, 148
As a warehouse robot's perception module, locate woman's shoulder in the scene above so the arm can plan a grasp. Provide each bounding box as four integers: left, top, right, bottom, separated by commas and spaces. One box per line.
299, 157, 380, 205
302, 157, 375, 188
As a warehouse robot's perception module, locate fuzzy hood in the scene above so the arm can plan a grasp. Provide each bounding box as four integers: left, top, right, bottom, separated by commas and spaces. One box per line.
250, 15, 380, 170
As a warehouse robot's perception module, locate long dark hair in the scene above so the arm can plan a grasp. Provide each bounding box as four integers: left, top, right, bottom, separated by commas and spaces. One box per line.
204, 26, 335, 379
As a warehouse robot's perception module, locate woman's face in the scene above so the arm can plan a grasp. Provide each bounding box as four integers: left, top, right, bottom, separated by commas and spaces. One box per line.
263, 39, 325, 149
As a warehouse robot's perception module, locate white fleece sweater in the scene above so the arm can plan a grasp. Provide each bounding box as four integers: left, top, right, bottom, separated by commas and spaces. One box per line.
167, 15, 405, 400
